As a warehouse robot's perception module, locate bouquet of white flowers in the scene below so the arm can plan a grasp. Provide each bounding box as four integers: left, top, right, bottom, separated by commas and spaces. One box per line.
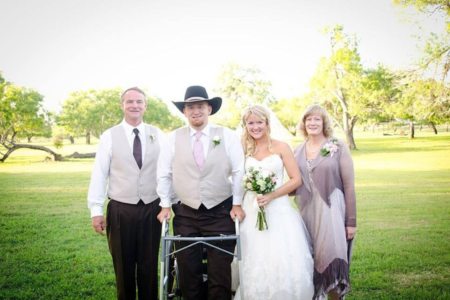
243, 166, 277, 230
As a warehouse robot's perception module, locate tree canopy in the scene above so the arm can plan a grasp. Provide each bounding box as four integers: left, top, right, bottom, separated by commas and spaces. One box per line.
58, 88, 183, 143
0, 73, 59, 162
0, 75, 51, 144
213, 63, 274, 128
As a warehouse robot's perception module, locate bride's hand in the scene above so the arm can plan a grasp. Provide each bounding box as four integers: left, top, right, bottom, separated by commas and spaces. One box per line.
256, 194, 272, 207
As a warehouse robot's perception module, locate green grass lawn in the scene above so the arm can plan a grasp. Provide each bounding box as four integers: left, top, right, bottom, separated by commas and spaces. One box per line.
0, 133, 449, 299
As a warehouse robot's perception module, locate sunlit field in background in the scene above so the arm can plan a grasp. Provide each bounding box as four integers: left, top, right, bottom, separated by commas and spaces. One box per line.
1, 131, 449, 299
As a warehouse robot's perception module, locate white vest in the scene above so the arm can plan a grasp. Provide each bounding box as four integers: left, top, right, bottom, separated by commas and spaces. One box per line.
108, 124, 160, 204
173, 127, 232, 209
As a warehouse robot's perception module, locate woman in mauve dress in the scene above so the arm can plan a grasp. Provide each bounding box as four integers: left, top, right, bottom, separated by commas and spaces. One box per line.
294, 104, 357, 300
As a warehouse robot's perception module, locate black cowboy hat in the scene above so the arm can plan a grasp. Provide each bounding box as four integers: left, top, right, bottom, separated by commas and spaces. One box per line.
173, 85, 222, 115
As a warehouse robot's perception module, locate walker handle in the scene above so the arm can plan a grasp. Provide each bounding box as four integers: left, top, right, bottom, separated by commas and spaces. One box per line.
161, 218, 169, 238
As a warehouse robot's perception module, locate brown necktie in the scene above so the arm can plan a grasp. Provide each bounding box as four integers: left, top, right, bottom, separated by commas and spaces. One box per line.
132, 128, 142, 169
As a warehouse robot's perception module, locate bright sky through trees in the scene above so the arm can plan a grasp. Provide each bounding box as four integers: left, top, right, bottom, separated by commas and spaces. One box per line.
0, 0, 445, 111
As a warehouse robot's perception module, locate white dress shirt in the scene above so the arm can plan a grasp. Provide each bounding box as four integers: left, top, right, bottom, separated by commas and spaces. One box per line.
157, 123, 245, 208
87, 120, 165, 217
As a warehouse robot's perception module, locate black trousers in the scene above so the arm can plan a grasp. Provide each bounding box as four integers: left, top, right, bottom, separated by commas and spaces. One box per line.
172, 197, 235, 300
106, 199, 162, 300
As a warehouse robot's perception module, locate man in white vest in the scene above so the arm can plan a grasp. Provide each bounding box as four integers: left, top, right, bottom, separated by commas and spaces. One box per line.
157, 85, 245, 300
87, 87, 165, 300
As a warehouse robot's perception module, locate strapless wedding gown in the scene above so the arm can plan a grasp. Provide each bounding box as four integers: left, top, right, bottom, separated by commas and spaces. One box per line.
234, 154, 314, 300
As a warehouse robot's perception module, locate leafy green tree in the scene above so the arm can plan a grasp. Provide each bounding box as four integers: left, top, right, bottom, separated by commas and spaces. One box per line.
416, 79, 450, 132
214, 62, 274, 128
394, 73, 450, 137
270, 96, 313, 135
0, 84, 51, 142
419, 32, 450, 82
309, 25, 365, 149
393, 0, 450, 18
393, 0, 450, 134
91, 88, 123, 137
58, 88, 183, 144
0, 74, 60, 162
309, 27, 407, 148
358, 66, 402, 128
58, 90, 98, 144
394, 0, 449, 81
144, 97, 183, 131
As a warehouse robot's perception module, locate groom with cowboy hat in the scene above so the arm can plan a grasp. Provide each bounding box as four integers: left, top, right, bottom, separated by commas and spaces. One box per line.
157, 85, 245, 300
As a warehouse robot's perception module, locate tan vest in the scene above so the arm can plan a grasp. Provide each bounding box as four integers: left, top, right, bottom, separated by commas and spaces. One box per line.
173, 127, 232, 209
108, 124, 160, 204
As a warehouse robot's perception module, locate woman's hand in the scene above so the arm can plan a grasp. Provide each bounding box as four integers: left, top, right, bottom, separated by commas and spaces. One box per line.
346, 226, 356, 240
256, 194, 273, 207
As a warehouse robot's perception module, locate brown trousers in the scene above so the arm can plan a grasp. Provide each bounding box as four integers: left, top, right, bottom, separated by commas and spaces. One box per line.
106, 199, 161, 300
172, 197, 235, 300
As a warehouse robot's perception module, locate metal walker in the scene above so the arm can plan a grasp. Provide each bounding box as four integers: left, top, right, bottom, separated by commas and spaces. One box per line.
159, 218, 243, 300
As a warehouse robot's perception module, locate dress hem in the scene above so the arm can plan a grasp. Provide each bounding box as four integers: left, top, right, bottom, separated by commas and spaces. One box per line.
313, 258, 350, 299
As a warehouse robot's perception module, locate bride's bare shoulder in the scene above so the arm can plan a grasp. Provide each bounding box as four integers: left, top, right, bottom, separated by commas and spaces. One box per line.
271, 139, 291, 152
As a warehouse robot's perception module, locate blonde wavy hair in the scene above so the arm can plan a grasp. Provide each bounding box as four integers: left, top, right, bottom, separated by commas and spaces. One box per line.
298, 104, 333, 138
241, 105, 273, 157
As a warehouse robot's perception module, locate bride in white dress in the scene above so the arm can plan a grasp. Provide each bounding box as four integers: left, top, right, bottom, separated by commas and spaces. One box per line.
234, 105, 314, 300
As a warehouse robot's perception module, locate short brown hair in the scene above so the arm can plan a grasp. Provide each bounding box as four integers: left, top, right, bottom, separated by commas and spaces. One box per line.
121, 87, 147, 103
298, 104, 333, 138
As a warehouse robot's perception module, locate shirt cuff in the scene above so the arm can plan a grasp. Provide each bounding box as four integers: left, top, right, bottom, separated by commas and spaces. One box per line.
232, 195, 242, 206
159, 198, 172, 208
90, 205, 104, 218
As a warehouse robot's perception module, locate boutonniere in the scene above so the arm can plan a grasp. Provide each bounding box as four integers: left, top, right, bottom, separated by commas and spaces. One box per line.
320, 138, 339, 157
149, 134, 156, 143
212, 135, 221, 147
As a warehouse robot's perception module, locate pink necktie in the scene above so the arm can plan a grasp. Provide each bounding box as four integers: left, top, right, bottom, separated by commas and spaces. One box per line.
193, 131, 204, 170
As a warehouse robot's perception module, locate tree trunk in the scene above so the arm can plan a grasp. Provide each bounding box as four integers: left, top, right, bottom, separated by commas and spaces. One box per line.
27, 136, 32, 143
86, 131, 91, 145
11, 131, 17, 143
409, 121, 415, 139
342, 113, 357, 150
69, 136, 75, 144
0, 143, 62, 162
345, 129, 357, 150
65, 151, 96, 158
429, 122, 438, 134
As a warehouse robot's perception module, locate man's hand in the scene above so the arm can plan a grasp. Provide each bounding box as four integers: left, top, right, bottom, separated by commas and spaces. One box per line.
92, 216, 105, 235
230, 205, 246, 222
157, 207, 172, 223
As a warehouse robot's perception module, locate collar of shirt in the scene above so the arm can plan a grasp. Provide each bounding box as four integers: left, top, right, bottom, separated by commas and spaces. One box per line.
189, 124, 212, 153
189, 124, 211, 139
121, 119, 145, 137
120, 120, 146, 164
